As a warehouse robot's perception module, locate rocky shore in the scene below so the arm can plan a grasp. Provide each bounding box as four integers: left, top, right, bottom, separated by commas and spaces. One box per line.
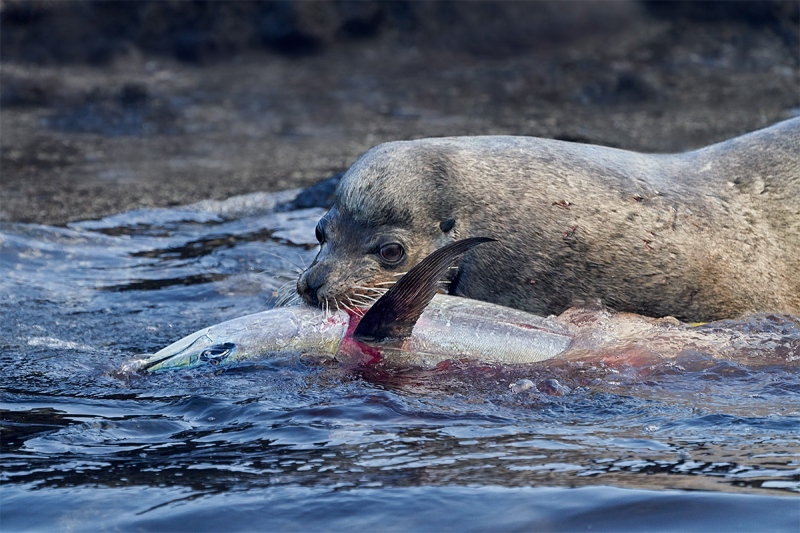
1, 0, 797, 225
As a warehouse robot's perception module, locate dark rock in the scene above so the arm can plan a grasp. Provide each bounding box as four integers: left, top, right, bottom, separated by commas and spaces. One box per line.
536, 378, 571, 396
286, 173, 344, 211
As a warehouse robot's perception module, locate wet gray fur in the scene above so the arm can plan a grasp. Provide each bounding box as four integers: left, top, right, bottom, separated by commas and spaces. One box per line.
299, 118, 800, 322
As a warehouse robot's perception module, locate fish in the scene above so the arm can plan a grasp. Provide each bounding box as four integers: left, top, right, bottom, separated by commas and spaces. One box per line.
123, 238, 574, 373
121, 293, 575, 373
123, 238, 800, 373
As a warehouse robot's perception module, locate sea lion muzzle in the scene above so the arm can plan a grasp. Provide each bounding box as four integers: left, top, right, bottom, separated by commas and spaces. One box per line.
297, 263, 328, 306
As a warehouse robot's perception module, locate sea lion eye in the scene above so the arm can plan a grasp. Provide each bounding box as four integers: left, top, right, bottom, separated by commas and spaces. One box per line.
315, 222, 325, 243
379, 243, 405, 264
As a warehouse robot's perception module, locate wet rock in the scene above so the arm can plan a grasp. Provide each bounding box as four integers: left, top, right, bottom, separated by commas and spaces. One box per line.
286, 173, 343, 211
509, 379, 535, 394
536, 378, 571, 396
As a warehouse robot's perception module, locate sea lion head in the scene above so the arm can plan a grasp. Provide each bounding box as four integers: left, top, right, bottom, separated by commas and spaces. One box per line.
297, 140, 463, 311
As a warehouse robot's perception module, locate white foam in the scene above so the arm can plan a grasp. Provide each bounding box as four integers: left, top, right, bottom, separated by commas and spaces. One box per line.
27, 337, 94, 351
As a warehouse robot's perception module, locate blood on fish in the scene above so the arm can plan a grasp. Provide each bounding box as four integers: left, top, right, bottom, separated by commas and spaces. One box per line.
512, 322, 555, 332
338, 309, 383, 364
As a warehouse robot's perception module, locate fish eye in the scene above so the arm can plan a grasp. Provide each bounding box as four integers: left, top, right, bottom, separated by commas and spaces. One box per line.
379, 242, 405, 264
200, 343, 235, 365
315, 222, 325, 244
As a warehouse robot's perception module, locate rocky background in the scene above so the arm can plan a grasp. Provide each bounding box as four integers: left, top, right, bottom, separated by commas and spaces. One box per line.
1, 0, 798, 225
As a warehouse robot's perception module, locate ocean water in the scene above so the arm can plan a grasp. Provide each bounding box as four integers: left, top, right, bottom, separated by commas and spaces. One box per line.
2, 190, 799, 532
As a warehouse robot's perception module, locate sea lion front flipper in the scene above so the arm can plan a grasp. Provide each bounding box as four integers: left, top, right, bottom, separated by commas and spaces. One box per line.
353, 237, 495, 342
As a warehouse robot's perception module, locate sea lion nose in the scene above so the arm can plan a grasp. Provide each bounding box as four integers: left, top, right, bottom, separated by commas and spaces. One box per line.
297, 266, 323, 306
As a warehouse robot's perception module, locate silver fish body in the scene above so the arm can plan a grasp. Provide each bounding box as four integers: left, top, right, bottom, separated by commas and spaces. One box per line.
124, 294, 573, 373
391, 295, 573, 366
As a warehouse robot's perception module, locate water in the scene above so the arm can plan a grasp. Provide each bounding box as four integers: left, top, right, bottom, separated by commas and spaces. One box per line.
2, 190, 799, 532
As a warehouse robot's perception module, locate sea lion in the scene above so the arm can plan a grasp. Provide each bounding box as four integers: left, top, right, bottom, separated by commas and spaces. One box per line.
296, 118, 800, 322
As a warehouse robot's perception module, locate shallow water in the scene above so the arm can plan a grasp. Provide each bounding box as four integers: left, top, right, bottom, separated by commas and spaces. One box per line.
2, 191, 799, 532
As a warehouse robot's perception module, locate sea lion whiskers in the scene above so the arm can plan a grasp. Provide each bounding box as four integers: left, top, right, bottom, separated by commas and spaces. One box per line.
352, 284, 389, 294
353, 281, 390, 294
261, 250, 307, 274
327, 294, 350, 315
275, 281, 304, 307
340, 300, 363, 317
351, 285, 389, 303
338, 272, 391, 307
348, 292, 378, 304
343, 300, 367, 316
347, 294, 379, 310
356, 277, 453, 298
342, 288, 378, 314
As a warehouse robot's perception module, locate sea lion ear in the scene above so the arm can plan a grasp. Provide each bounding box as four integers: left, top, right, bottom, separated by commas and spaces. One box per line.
439, 219, 456, 233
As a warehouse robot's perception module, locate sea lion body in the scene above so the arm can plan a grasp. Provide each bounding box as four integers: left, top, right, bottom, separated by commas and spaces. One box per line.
297, 118, 800, 322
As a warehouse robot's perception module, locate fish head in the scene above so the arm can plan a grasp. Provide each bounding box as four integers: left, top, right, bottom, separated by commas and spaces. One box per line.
122, 306, 350, 373
122, 328, 235, 373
